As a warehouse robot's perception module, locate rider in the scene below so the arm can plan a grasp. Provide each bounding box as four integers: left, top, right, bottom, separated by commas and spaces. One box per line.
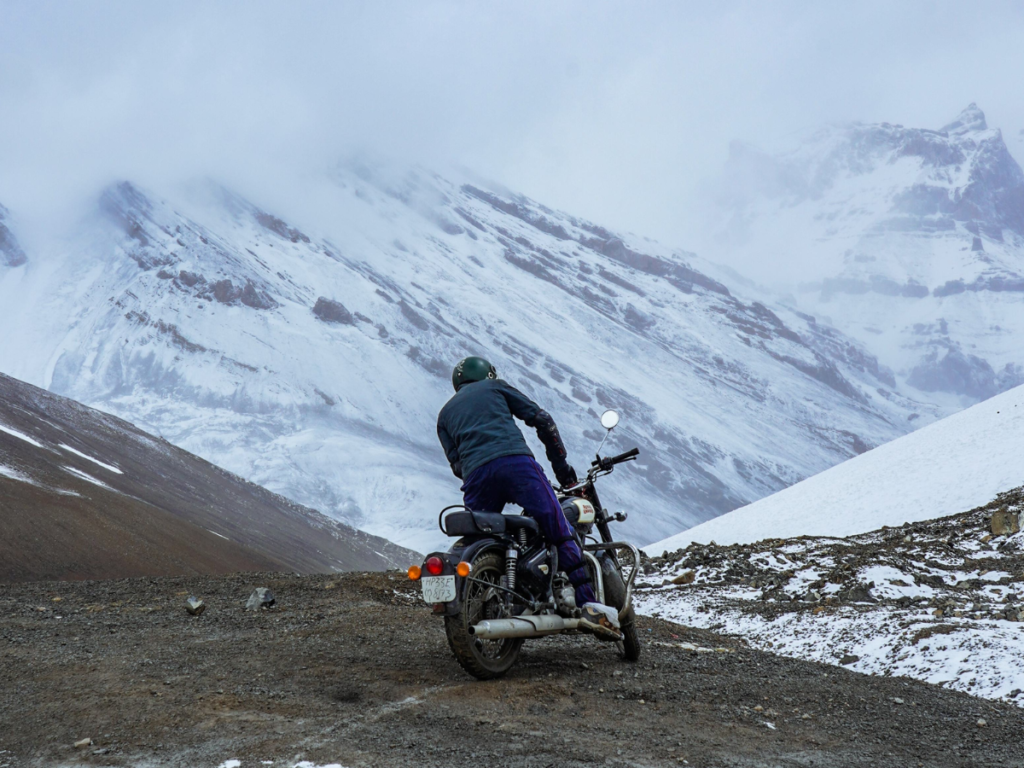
437, 355, 620, 638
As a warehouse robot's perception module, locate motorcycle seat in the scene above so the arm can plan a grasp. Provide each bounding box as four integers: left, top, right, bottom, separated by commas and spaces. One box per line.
441, 510, 539, 537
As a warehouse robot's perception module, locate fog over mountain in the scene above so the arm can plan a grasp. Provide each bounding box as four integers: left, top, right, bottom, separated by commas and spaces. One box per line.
3, 3, 1024, 250
3, 4, 1024, 551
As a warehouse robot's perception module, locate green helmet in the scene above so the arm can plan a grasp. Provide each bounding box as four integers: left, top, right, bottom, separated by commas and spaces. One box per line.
452, 356, 497, 391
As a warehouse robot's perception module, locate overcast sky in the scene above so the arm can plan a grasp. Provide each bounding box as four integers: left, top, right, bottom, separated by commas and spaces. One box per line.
3, 1, 1024, 253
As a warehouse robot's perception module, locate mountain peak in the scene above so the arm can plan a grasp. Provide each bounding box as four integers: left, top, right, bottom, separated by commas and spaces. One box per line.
940, 103, 988, 135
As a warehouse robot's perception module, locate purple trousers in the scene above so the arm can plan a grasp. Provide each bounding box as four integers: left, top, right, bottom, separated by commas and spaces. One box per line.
461, 454, 596, 606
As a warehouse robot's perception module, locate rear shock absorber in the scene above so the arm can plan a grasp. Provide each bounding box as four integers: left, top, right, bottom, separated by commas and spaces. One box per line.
505, 546, 519, 592
518, 528, 529, 548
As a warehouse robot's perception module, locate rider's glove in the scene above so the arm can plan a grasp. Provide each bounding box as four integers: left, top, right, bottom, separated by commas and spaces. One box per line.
553, 461, 578, 488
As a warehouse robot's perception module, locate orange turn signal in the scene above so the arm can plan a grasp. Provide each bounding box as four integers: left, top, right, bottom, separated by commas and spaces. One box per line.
456, 561, 471, 578
408, 565, 422, 581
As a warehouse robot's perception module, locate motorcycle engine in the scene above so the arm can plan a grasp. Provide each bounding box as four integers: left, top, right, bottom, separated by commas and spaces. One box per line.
517, 539, 551, 594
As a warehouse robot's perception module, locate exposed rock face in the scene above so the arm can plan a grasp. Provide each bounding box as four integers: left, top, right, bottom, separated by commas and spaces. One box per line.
313, 297, 355, 324
0, 205, 26, 267
908, 345, 1024, 400
909, 347, 1001, 400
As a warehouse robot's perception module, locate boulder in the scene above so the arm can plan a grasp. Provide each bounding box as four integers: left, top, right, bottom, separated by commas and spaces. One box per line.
185, 596, 206, 616
991, 507, 1021, 536
246, 587, 276, 611
671, 570, 696, 585
312, 297, 354, 325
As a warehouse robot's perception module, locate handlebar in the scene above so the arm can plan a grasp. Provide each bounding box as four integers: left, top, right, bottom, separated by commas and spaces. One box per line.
607, 447, 640, 464
591, 446, 640, 471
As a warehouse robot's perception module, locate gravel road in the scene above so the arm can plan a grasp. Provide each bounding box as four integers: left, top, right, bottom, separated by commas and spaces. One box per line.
2, 572, 1022, 767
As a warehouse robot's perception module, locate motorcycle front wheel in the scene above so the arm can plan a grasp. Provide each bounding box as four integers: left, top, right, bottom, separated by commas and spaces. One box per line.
616, 606, 641, 662
444, 551, 523, 679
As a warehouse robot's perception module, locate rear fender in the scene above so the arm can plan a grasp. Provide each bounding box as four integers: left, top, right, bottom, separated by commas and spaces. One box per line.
441, 538, 507, 617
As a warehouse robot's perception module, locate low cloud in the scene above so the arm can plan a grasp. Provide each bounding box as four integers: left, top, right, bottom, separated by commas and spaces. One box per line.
3, 1, 1024, 257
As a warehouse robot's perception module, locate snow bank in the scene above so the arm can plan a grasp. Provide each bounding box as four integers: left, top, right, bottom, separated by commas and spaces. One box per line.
651, 384, 1024, 553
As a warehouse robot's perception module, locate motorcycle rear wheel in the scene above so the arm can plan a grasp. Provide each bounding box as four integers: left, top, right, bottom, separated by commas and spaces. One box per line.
444, 552, 523, 679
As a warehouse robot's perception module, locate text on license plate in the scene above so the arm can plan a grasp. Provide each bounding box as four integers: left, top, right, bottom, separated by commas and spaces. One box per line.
421, 575, 457, 603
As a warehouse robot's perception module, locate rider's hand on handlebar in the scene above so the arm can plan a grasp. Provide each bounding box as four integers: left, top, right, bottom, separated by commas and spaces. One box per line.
554, 461, 578, 488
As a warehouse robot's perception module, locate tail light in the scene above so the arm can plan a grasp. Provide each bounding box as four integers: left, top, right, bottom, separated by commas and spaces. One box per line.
425, 556, 444, 576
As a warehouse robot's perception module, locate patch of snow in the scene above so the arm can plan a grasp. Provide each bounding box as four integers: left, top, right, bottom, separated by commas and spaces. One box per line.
57, 443, 123, 474
0, 422, 44, 449
639, 590, 1024, 707
0, 463, 36, 484
206, 529, 229, 540
62, 466, 115, 490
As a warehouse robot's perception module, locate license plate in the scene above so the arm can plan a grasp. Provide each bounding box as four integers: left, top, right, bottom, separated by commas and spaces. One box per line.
421, 575, 457, 603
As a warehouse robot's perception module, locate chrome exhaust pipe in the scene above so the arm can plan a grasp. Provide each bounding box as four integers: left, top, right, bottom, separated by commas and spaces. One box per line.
468, 615, 580, 639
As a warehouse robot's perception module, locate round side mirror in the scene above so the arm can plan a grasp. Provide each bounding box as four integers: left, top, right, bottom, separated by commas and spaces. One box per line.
600, 409, 620, 430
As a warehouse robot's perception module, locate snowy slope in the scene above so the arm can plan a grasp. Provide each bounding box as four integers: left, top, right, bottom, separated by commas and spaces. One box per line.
0, 167, 933, 552
639, 490, 1024, 708
710, 104, 1024, 406
650, 382, 1024, 553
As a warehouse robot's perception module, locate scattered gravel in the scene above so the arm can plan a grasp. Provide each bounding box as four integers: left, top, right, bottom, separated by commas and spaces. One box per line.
2, 571, 1023, 766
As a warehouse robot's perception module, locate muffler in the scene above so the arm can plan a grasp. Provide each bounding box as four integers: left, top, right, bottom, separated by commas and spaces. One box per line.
468, 614, 581, 639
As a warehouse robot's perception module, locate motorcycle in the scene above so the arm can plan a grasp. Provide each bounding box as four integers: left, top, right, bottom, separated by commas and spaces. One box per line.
409, 409, 642, 679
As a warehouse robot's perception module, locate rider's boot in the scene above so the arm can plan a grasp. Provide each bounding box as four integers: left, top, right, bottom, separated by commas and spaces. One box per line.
579, 602, 621, 640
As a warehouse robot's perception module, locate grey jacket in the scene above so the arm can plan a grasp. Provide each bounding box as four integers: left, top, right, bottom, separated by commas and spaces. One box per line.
436, 378, 571, 482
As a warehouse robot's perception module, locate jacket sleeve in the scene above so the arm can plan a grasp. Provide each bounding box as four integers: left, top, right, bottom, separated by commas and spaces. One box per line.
496, 380, 542, 423
499, 381, 572, 473
437, 421, 463, 479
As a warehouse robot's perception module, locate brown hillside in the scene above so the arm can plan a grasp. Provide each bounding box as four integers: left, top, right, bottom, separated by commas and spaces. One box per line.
0, 372, 418, 582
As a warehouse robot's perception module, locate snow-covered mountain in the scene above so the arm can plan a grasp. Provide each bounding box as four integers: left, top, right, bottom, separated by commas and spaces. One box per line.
712, 104, 1024, 406
0, 166, 934, 552
650, 382, 1024, 552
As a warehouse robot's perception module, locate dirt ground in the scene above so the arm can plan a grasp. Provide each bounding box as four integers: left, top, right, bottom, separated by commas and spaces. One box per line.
2, 572, 1023, 768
